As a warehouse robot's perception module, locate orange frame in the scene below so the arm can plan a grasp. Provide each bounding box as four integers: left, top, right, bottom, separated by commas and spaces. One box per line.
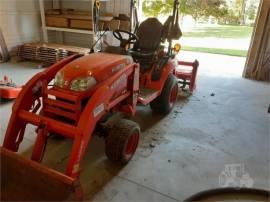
2, 54, 140, 185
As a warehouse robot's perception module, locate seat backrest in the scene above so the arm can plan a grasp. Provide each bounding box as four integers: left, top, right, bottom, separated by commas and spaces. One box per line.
134, 18, 163, 52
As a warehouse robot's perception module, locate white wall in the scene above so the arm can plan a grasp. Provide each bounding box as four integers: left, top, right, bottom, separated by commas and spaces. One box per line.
0, 0, 41, 51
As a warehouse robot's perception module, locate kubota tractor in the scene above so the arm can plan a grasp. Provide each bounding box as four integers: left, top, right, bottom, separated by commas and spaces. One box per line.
0, 0, 198, 200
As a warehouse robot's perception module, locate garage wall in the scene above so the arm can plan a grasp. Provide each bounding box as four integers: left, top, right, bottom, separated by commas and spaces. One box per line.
0, 0, 132, 50
0, 0, 41, 51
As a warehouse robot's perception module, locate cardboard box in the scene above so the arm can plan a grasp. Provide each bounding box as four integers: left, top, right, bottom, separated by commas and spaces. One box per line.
107, 20, 120, 30
46, 16, 69, 28
120, 20, 130, 31
70, 19, 92, 30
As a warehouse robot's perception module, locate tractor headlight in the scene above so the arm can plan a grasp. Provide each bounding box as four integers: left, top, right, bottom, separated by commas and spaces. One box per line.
54, 72, 64, 88
70, 76, 97, 92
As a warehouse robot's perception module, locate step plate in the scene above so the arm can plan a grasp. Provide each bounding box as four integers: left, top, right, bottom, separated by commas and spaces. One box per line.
138, 87, 159, 105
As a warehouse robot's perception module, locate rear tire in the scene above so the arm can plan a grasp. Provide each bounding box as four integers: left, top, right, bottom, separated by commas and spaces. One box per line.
150, 74, 178, 115
105, 119, 140, 164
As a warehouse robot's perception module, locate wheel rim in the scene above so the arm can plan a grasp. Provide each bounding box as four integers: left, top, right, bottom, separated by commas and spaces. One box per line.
124, 131, 139, 159
169, 84, 178, 108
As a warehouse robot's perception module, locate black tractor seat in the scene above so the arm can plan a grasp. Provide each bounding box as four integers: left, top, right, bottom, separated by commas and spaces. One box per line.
130, 18, 164, 71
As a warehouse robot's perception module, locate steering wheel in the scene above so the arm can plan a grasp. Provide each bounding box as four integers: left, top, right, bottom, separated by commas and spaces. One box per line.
113, 30, 138, 48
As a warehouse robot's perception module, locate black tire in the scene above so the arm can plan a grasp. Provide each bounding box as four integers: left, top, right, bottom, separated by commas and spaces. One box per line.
105, 119, 140, 164
150, 74, 178, 115
183, 188, 270, 202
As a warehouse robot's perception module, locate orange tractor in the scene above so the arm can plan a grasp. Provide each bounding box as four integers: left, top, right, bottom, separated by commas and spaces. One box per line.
1, 0, 198, 200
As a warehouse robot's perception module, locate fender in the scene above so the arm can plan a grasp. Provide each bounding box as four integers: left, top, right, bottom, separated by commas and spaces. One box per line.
144, 58, 175, 95
66, 63, 139, 177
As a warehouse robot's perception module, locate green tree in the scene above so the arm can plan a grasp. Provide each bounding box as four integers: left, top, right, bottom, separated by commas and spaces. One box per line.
142, 0, 228, 22
142, 0, 178, 17
184, 0, 228, 22
234, 0, 247, 24
247, 3, 256, 20
142, 0, 166, 17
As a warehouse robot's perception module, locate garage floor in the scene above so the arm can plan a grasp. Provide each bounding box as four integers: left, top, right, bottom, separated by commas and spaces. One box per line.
0, 51, 269, 201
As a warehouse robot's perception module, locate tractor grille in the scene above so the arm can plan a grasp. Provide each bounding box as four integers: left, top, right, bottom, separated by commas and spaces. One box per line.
43, 89, 81, 123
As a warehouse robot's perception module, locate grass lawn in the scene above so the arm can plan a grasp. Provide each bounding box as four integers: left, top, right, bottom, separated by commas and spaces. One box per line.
182, 25, 253, 57
183, 25, 253, 38
182, 46, 248, 57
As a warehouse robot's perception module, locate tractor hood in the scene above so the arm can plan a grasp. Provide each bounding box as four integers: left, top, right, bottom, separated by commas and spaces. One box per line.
54, 53, 133, 91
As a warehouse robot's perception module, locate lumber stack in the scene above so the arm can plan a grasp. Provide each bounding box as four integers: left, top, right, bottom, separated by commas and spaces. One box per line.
17, 43, 89, 65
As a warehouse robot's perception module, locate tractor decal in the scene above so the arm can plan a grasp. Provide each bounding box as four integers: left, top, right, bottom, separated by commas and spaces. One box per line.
93, 103, 105, 117
111, 74, 127, 90
112, 63, 125, 73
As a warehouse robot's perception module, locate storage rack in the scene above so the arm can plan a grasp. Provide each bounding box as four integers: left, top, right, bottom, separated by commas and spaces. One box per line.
38, 0, 110, 44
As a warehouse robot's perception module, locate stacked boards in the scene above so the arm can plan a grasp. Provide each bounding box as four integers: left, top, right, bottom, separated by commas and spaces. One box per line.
17, 43, 90, 65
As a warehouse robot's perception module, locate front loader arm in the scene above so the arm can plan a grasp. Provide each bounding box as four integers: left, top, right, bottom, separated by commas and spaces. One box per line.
3, 55, 79, 151
67, 63, 140, 177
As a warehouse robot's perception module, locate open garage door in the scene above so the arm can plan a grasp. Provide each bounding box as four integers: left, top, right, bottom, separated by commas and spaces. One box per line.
243, 0, 270, 81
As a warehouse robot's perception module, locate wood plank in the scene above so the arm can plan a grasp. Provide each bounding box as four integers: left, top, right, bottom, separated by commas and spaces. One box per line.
39, 0, 48, 42
46, 26, 94, 34
0, 27, 9, 62
243, 0, 270, 81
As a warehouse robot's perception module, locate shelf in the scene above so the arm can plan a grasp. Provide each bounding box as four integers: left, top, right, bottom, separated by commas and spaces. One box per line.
46, 15, 113, 22
45, 26, 94, 34
39, 0, 111, 44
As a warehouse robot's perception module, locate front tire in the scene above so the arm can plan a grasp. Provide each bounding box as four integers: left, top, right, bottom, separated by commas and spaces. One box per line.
150, 74, 178, 115
105, 119, 140, 164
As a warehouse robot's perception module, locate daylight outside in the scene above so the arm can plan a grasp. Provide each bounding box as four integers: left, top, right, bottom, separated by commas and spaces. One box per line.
141, 0, 260, 57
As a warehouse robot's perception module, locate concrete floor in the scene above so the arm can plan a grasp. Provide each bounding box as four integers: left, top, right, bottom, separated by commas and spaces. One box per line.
0, 51, 269, 201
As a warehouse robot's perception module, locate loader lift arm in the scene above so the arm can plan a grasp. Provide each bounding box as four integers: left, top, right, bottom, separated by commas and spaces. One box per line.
1, 54, 140, 201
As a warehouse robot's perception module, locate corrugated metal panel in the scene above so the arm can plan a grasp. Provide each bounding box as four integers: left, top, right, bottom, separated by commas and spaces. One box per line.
106, 0, 131, 16
63, 32, 93, 48
47, 31, 93, 48
60, 0, 93, 11
48, 31, 58, 43
0, 0, 41, 51
48, 0, 93, 47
